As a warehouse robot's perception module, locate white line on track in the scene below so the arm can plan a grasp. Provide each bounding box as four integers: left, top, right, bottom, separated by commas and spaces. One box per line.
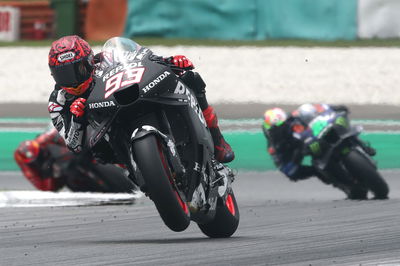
0, 190, 143, 208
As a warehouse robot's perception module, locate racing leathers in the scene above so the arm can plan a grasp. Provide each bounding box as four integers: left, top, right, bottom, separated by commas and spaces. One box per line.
263, 104, 375, 182
263, 115, 317, 181
14, 128, 66, 191
48, 86, 91, 153
48, 50, 234, 163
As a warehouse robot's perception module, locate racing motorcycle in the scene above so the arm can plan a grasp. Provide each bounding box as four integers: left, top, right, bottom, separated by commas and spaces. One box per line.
294, 107, 389, 199
84, 37, 239, 237
45, 143, 135, 193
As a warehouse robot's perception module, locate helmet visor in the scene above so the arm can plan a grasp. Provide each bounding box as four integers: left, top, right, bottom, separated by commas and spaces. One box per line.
50, 59, 92, 88
61, 76, 93, 96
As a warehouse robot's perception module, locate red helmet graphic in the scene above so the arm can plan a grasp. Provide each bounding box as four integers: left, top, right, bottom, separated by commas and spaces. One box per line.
15, 140, 40, 164
48, 35, 94, 95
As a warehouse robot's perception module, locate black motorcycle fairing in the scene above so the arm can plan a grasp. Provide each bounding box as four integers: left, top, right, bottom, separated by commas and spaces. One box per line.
87, 64, 215, 199
83, 39, 236, 227
313, 125, 362, 170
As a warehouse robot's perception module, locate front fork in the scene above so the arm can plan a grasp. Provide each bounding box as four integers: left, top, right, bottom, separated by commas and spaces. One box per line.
190, 160, 235, 223
128, 125, 186, 190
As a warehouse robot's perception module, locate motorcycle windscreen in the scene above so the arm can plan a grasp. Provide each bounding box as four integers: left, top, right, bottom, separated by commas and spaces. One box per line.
101, 37, 142, 67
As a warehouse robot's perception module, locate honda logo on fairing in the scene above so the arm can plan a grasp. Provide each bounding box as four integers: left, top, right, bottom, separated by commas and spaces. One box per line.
57, 52, 75, 62
88, 101, 116, 109
142, 71, 171, 93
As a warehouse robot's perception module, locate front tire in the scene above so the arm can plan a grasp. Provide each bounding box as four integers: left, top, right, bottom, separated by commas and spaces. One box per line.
343, 149, 389, 199
132, 134, 190, 232
198, 192, 240, 238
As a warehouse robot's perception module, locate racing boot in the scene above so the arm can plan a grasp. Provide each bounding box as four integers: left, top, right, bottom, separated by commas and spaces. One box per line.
203, 106, 235, 163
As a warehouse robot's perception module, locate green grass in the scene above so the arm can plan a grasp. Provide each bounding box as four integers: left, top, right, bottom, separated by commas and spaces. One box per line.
2, 38, 400, 47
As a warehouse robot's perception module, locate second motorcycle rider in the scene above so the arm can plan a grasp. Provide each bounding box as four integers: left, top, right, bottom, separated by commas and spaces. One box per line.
47, 35, 234, 163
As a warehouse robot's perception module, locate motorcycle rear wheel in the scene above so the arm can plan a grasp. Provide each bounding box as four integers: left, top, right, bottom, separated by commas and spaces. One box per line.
89, 164, 136, 193
198, 192, 240, 238
324, 161, 368, 200
132, 134, 191, 232
343, 149, 389, 199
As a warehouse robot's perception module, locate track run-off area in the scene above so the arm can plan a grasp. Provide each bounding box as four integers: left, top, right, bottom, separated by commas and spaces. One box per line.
1, 170, 400, 265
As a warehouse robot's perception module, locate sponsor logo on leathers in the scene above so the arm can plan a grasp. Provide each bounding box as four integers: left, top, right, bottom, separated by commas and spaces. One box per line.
66, 122, 84, 153
48, 102, 62, 112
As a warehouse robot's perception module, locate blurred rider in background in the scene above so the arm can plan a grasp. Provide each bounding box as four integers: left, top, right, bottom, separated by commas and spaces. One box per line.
262, 107, 318, 182
47, 35, 234, 163
262, 103, 376, 182
14, 127, 135, 193
14, 128, 66, 191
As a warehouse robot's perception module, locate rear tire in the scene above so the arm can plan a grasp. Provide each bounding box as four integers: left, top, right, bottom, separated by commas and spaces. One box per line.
343, 150, 389, 199
132, 134, 190, 232
66, 164, 135, 193
198, 192, 240, 238
324, 162, 368, 200
90, 164, 136, 193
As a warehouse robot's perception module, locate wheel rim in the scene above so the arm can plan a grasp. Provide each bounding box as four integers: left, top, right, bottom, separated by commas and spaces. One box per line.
226, 194, 236, 216
175, 191, 189, 214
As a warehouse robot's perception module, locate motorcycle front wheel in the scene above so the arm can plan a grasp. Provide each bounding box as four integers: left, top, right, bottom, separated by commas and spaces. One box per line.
343, 149, 389, 199
132, 134, 190, 232
198, 191, 240, 238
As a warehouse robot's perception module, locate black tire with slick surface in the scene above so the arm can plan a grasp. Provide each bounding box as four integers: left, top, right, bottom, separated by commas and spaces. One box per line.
325, 161, 368, 200
343, 149, 389, 199
132, 134, 190, 232
89, 164, 136, 193
198, 192, 240, 238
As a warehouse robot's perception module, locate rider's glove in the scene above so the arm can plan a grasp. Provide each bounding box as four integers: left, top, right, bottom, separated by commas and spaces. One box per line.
70, 98, 86, 121
171, 55, 194, 70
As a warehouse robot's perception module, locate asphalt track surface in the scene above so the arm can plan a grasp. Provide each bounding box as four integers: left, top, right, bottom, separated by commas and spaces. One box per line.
1, 104, 400, 265
1, 170, 400, 266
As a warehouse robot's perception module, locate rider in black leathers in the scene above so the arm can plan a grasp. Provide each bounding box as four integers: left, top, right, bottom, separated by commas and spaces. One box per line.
47, 35, 234, 163
262, 104, 376, 182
